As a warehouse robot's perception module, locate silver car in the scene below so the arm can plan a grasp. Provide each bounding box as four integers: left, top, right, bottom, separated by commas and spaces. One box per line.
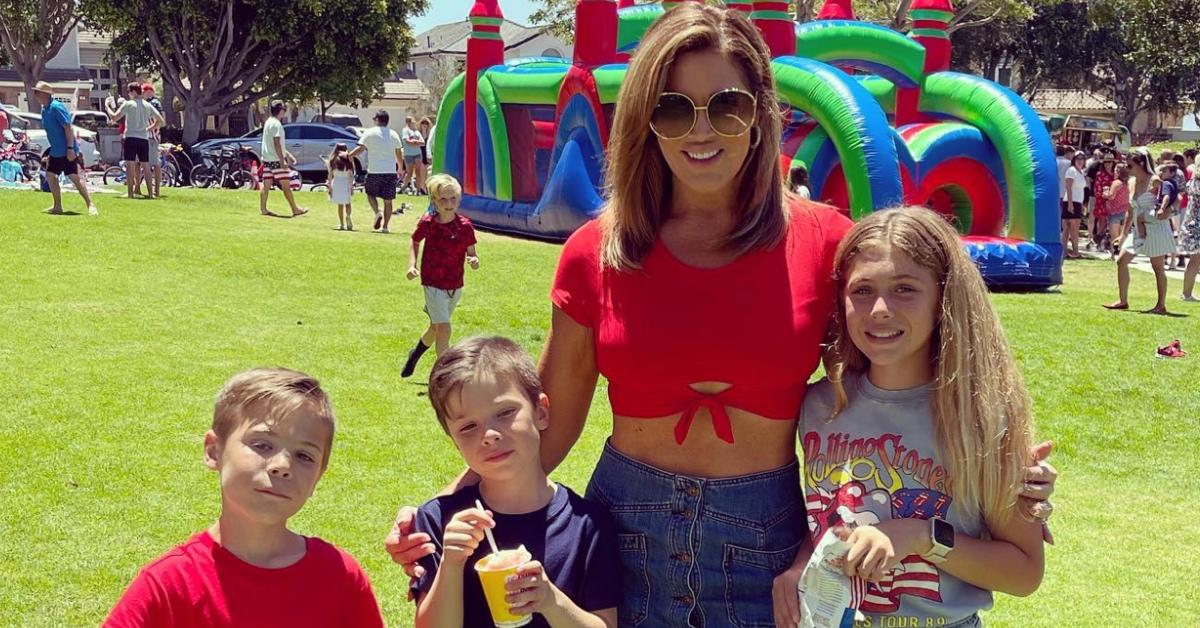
191, 123, 362, 178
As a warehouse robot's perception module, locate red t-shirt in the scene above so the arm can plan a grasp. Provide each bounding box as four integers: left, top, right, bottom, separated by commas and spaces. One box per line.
413, 213, 477, 290
551, 200, 852, 444
103, 531, 384, 628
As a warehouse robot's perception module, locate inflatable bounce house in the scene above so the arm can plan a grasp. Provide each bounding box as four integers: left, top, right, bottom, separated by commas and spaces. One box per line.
433, 0, 1062, 288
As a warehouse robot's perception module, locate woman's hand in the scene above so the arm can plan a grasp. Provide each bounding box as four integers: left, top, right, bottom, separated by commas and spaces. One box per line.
385, 506, 437, 581
772, 552, 807, 627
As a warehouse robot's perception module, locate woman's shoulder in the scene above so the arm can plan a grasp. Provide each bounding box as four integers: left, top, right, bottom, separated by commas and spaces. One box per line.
562, 218, 604, 258
785, 197, 854, 251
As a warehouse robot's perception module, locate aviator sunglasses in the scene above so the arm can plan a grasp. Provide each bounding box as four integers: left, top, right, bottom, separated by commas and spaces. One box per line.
649, 88, 758, 140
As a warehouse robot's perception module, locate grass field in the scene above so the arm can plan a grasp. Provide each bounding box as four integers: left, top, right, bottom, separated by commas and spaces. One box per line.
2, 188, 1198, 626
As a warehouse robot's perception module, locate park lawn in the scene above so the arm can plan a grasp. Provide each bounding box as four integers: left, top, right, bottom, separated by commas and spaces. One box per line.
1, 188, 1197, 627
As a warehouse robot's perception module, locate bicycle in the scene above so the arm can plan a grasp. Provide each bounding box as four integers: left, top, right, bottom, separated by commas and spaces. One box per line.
0, 130, 44, 182
102, 147, 183, 187
190, 145, 258, 189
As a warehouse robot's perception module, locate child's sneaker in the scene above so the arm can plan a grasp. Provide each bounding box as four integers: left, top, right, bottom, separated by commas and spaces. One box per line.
346, 216, 354, 231
88, 205, 99, 216
1156, 340, 1187, 359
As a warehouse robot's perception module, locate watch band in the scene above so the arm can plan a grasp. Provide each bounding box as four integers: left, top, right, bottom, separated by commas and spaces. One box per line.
922, 517, 955, 564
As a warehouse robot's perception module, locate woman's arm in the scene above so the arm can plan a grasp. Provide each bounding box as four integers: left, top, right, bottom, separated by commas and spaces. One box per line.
537, 307, 599, 474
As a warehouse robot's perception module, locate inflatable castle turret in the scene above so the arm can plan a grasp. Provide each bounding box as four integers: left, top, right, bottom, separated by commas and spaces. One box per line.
895, 0, 954, 125
436, 0, 1062, 288
464, 0, 505, 195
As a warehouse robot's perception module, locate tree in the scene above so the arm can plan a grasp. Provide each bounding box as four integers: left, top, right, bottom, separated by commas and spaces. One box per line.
1091, 0, 1200, 131
0, 0, 102, 114
413, 54, 461, 120
950, 1, 1098, 97
92, 0, 428, 144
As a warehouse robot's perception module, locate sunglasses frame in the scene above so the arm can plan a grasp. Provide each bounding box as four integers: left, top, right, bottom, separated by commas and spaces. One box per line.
650, 87, 758, 140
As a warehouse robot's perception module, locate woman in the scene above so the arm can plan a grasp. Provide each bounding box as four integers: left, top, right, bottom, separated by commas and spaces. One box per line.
386, 6, 1056, 625
1103, 163, 1130, 259
1179, 155, 1200, 301
1105, 148, 1176, 314
1062, 152, 1087, 259
1091, 155, 1115, 250
419, 117, 434, 173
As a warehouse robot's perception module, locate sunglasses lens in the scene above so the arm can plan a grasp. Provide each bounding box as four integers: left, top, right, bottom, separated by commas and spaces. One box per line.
651, 93, 696, 139
709, 91, 756, 136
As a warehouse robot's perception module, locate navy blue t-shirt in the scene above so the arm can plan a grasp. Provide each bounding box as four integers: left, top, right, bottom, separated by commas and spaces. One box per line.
411, 483, 620, 626
1159, 178, 1179, 210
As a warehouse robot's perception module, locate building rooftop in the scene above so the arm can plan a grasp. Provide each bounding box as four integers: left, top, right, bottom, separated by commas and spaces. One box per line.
411, 18, 546, 56
1029, 89, 1117, 112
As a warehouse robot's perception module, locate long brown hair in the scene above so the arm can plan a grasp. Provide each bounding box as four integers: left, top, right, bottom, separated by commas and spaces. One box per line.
600, 4, 787, 270
823, 208, 1035, 525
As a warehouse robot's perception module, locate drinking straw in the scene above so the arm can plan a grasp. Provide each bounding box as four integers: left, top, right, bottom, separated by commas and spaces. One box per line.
475, 499, 499, 555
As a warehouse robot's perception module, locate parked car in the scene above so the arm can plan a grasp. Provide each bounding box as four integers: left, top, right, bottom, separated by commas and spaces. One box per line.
191, 123, 362, 179
71, 110, 111, 132
7, 111, 101, 169
309, 113, 363, 129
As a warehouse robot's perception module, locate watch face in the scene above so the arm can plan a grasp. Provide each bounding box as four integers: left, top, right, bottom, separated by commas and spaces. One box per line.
933, 518, 955, 548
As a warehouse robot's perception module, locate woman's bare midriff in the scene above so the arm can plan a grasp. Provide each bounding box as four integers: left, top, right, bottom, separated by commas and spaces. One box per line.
611, 408, 800, 478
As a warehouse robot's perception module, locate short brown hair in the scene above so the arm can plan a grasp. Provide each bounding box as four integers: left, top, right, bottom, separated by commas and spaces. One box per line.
212, 368, 336, 469
428, 337, 541, 434
127, 81, 142, 94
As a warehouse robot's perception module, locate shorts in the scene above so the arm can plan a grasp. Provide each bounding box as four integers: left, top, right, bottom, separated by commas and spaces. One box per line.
365, 173, 397, 200
403, 154, 421, 168
1107, 213, 1126, 227
423, 286, 463, 324
1061, 200, 1083, 220
122, 137, 149, 162
261, 161, 291, 184
45, 155, 79, 176
586, 440, 806, 627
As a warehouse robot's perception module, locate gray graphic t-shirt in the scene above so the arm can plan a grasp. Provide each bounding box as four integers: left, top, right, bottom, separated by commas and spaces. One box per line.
800, 374, 993, 625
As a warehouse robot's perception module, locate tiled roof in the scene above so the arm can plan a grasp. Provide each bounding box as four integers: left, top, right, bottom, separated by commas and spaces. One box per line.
411, 19, 546, 56
0, 67, 92, 83
382, 78, 429, 100
1029, 89, 1117, 112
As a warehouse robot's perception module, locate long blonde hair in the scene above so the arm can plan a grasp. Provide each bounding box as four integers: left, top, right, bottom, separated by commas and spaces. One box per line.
600, 3, 787, 270
823, 208, 1034, 525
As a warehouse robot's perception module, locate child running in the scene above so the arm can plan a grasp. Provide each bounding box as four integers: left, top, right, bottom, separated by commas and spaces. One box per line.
400, 174, 479, 378
412, 336, 619, 628
104, 368, 384, 627
327, 143, 355, 231
780, 208, 1046, 627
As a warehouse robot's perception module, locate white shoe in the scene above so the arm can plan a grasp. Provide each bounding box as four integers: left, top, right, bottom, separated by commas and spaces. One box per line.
346, 216, 354, 231
1183, 294, 1200, 302
381, 228, 389, 234
88, 205, 99, 216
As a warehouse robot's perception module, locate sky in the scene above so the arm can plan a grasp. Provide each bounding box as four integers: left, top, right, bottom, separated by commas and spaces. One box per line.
410, 0, 541, 34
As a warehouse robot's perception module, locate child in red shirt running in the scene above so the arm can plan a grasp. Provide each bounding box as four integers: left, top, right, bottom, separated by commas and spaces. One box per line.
401, 174, 479, 378
104, 368, 384, 627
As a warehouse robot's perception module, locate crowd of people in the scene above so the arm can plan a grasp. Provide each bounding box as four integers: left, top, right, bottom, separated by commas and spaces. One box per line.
94, 5, 1064, 628
1054, 143, 1200, 314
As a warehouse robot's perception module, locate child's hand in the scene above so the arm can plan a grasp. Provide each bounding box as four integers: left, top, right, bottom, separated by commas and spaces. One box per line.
842, 519, 930, 582
467, 256, 480, 270
505, 560, 555, 616
441, 507, 494, 565
406, 266, 419, 280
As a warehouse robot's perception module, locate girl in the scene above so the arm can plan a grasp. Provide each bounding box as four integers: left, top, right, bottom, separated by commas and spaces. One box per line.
327, 143, 355, 231
789, 164, 811, 199
1091, 156, 1115, 250
1105, 148, 1175, 314
786, 207, 1045, 628
1062, 152, 1087, 258
1180, 154, 1200, 301
1102, 163, 1130, 258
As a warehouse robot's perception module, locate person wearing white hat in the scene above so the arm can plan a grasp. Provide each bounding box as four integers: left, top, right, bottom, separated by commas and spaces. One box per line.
33, 81, 98, 216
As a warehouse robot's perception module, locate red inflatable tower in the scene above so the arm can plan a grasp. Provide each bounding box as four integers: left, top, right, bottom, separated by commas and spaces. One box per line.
816, 0, 855, 20
574, 0, 617, 67
895, 0, 954, 125
464, 0, 505, 196
752, 1, 795, 57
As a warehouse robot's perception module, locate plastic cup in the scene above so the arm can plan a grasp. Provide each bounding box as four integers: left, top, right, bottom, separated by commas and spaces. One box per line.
474, 545, 533, 628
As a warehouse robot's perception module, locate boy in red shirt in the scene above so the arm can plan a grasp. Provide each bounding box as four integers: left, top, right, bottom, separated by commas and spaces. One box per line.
401, 174, 479, 378
104, 368, 384, 627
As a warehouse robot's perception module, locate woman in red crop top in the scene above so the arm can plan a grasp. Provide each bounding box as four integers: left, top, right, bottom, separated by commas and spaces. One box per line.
386, 6, 1056, 626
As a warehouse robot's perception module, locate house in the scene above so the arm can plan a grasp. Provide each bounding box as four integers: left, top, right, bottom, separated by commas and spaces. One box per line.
1029, 88, 1186, 142
0, 27, 99, 110
311, 19, 572, 132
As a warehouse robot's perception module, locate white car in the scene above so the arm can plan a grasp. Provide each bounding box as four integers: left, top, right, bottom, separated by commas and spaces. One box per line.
8, 110, 101, 169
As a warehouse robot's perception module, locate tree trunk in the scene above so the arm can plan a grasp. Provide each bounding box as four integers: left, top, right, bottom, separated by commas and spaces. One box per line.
161, 80, 181, 127
320, 95, 327, 122
182, 106, 207, 146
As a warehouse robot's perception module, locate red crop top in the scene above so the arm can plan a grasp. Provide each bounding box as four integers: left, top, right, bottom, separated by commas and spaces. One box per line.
551, 200, 853, 445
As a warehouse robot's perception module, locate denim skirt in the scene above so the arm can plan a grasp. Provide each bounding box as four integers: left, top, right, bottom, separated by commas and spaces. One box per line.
585, 440, 807, 627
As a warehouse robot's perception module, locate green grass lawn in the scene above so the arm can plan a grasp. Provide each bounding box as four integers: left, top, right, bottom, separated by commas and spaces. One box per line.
1, 188, 1197, 626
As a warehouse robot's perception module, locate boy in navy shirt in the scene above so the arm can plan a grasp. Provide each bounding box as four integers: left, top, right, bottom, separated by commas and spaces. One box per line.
412, 336, 619, 628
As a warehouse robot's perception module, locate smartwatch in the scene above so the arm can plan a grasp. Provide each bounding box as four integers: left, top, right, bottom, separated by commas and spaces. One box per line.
922, 517, 955, 564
